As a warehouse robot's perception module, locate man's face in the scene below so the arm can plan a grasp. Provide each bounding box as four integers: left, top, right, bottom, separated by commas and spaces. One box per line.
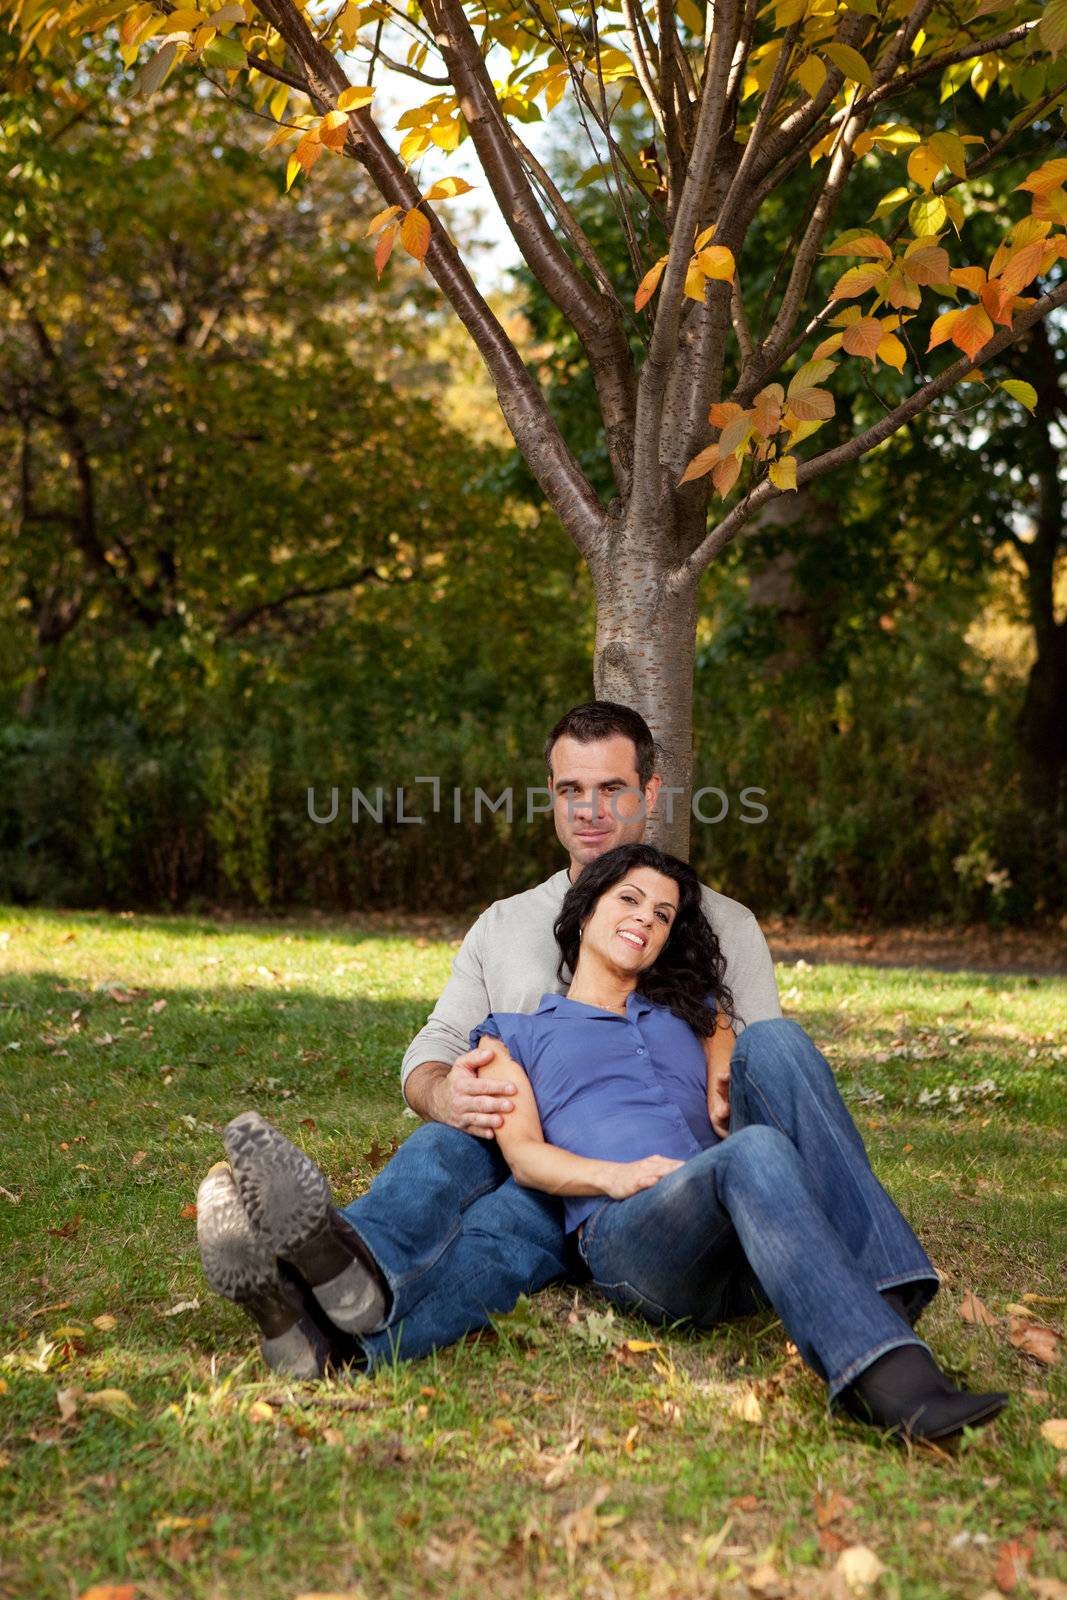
549, 733, 662, 876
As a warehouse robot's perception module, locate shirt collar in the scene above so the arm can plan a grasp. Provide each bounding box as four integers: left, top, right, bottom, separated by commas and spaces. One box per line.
536, 990, 655, 1020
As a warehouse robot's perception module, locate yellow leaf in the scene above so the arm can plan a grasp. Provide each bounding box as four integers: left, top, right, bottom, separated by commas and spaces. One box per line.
684, 261, 707, 302
796, 54, 825, 98
623, 1339, 661, 1353
697, 245, 735, 282
929, 129, 967, 179
366, 204, 401, 236
428, 118, 461, 151
693, 224, 715, 251
92, 1314, 117, 1331
999, 379, 1037, 412
825, 232, 891, 260
398, 128, 432, 166
422, 175, 475, 201
400, 207, 432, 260
824, 43, 872, 87
769, 455, 797, 491
875, 333, 906, 371
635, 256, 667, 312
83, 1388, 138, 1419
927, 308, 962, 351
285, 154, 301, 192
718, 412, 753, 456
907, 143, 942, 191
678, 442, 720, 485
247, 1399, 276, 1423
336, 84, 374, 111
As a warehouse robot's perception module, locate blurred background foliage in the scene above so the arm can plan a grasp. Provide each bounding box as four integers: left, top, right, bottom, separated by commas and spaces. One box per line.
1, 43, 1063, 924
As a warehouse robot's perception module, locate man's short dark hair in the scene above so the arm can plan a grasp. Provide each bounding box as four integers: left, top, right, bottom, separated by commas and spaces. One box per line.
543, 702, 657, 789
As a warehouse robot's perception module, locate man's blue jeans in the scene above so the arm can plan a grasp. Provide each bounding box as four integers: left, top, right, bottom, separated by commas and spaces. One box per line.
340, 1018, 940, 1393
339, 1125, 571, 1369
576, 1018, 941, 1403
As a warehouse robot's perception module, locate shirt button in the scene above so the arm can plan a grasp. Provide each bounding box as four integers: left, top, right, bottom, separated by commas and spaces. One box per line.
635, 1047, 646, 1055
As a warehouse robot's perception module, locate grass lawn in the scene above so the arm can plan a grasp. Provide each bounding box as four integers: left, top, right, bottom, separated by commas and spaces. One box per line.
0, 906, 1064, 1600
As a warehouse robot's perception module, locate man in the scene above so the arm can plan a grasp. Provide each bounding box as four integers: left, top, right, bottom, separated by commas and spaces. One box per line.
198, 701, 782, 1374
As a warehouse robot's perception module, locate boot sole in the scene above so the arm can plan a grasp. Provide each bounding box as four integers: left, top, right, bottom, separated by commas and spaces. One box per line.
223, 1111, 385, 1336
196, 1164, 329, 1379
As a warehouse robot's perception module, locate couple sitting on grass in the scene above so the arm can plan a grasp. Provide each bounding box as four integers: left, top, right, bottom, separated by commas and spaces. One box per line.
197, 701, 1008, 1445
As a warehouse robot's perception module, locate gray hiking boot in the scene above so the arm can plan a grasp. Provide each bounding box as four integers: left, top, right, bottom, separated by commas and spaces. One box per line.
222, 1112, 388, 1337
196, 1161, 333, 1379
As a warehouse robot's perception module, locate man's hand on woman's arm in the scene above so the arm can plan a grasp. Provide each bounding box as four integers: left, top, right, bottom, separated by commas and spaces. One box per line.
404, 1049, 517, 1137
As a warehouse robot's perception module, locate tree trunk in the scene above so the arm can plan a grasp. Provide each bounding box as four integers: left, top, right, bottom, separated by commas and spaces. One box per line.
591, 527, 699, 858
1017, 618, 1067, 818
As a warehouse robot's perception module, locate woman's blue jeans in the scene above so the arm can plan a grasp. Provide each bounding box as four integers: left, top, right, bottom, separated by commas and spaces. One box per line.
576, 1018, 940, 1402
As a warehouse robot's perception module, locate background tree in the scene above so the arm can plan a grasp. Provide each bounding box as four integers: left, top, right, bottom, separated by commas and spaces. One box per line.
5, 0, 1064, 846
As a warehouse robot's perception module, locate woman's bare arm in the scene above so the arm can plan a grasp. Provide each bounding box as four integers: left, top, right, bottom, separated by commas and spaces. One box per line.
477, 1040, 682, 1200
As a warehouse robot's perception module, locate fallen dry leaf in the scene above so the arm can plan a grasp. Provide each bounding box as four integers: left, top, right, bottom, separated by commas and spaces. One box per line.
836, 1545, 887, 1591
155, 1515, 213, 1535
57, 1387, 80, 1423
178, 1204, 197, 1220
77, 1587, 135, 1600
730, 1388, 764, 1424
1008, 1317, 1060, 1367
159, 1299, 201, 1318
247, 1400, 276, 1424
1039, 1418, 1067, 1450
815, 1490, 851, 1527
150, 999, 167, 1013
746, 1564, 787, 1597
83, 1389, 138, 1420
819, 1529, 851, 1554
994, 1538, 1033, 1593
130, 1152, 147, 1168
1030, 1580, 1067, 1600
93, 1314, 117, 1332
959, 1291, 997, 1326
48, 1215, 82, 1240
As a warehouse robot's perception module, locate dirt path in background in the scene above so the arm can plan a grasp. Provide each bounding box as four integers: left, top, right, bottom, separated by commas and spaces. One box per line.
285, 910, 1066, 978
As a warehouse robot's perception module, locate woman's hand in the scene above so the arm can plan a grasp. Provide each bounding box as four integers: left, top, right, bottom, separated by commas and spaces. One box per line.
601, 1154, 685, 1199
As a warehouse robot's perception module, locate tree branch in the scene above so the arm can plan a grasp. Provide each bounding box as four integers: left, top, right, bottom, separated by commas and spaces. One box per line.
673, 279, 1067, 582
247, 0, 607, 555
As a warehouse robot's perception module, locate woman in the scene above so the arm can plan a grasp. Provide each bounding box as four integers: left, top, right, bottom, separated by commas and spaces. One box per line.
198, 844, 1008, 1442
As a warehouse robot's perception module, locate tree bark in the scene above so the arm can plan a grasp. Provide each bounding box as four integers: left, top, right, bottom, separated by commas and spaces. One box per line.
591, 519, 700, 856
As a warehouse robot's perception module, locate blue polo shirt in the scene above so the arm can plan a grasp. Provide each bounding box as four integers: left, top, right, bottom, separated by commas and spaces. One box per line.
469, 991, 719, 1234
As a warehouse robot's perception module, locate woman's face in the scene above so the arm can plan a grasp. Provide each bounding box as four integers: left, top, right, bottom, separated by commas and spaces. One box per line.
579, 866, 680, 975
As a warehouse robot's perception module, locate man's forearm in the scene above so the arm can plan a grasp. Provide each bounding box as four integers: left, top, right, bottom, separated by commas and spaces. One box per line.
403, 1060, 451, 1122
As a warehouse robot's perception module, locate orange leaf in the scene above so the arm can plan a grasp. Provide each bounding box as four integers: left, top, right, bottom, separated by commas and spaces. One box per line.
708, 401, 744, 428
824, 233, 891, 260
677, 442, 720, 486
787, 385, 834, 422
318, 110, 349, 150
178, 1203, 197, 1220
831, 263, 887, 299
1008, 1316, 1061, 1366
948, 303, 994, 360
950, 266, 986, 294
374, 224, 398, 279
1015, 158, 1067, 198
400, 207, 431, 261
996, 239, 1047, 297
78, 1588, 136, 1600
634, 256, 667, 312
717, 411, 753, 456
841, 317, 884, 359
993, 1538, 1033, 1594
901, 245, 950, 285
957, 1289, 997, 1325
712, 454, 741, 497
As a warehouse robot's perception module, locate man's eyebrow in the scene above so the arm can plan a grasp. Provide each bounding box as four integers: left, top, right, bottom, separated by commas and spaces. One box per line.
619, 881, 676, 911
554, 775, 636, 791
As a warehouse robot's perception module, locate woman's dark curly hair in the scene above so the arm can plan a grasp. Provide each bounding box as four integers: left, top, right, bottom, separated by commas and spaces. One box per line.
553, 843, 736, 1036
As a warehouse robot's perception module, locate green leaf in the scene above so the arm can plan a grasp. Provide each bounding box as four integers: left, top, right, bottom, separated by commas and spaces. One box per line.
1040, 0, 1067, 56
909, 195, 947, 235
999, 379, 1038, 412
201, 34, 246, 67
825, 43, 873, 87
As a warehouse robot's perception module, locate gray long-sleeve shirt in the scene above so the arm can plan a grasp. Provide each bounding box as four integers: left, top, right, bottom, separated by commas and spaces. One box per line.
401, 867, 781, 1095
